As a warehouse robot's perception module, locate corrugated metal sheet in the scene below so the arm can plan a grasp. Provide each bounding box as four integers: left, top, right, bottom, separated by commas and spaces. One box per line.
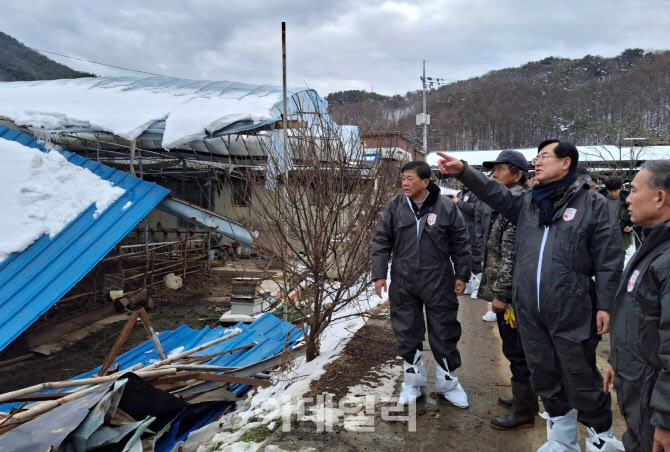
76, 313, 303, 382
0, 127, 170, 353
0, 313, 304, 413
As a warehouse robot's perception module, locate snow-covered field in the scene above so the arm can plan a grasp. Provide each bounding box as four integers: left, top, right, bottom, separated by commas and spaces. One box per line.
0, 138, 125, 263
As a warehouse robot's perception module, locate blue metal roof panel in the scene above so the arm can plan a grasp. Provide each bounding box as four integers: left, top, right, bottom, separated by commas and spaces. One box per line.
0, 128, 170, 352
55, 313, 303, 382
0, 314, 304, 413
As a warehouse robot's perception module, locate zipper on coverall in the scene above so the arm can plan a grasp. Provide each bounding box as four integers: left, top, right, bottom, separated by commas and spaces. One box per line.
406, 197, 421, 237
535, 189, 579, 312
536, 226, 549, 311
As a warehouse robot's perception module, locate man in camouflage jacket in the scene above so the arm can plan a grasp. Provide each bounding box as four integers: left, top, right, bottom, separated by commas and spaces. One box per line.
475, 151, 537, 432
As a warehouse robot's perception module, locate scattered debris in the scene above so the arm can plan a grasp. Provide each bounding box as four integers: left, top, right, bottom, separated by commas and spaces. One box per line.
0, 312, 304, 452
163, 273, 183, 290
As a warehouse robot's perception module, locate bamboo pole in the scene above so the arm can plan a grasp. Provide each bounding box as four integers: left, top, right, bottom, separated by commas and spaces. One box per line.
138, 309, 167, 360
143, 328, 242, 371
170, 365, 239, 372
184, 343, 256, 362
0, 365, 170, 405
1, 367, 176, 427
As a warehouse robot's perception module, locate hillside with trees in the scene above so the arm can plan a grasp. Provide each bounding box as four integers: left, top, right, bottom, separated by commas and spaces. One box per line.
0, 31, 94, 81
327, 49, 670, 150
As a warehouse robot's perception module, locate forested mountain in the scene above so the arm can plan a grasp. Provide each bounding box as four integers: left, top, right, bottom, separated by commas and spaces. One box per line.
0, 31, 94, 81
327, 49, 670, 150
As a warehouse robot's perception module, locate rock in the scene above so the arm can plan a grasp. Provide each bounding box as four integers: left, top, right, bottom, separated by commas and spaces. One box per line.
163, 273, 183, 290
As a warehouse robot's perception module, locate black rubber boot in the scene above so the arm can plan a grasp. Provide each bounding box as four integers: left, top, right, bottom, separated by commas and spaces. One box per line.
498, 395, 513, 407
498, 385, 539, 412
491, 380, 536, 431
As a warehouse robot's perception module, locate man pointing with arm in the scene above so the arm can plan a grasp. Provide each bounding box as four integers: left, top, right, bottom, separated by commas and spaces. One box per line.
438, 140, 624, 452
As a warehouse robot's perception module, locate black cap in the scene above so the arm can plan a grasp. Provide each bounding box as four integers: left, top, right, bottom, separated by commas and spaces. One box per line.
482, 150, 529, 172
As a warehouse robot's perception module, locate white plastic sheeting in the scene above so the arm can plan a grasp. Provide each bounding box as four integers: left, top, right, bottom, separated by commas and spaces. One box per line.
0, 77, 329, 149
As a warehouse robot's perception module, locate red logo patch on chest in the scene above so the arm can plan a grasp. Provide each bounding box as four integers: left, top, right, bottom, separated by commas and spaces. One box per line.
627, 269, 640, 293
563, 208, 577, 221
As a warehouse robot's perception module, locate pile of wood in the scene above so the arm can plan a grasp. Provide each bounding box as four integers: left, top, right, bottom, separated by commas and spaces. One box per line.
0, 308, 305, 437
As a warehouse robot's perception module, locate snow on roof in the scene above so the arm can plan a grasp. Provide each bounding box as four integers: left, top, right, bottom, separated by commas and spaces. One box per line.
0, 138, 125, 263
366, 147, 411, 162
426, 146, 670, 167
0, 76, 328, 149
0, 126, 170, 353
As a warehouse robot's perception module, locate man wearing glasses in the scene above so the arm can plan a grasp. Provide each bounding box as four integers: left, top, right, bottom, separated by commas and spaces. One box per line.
437, 140, 624, 451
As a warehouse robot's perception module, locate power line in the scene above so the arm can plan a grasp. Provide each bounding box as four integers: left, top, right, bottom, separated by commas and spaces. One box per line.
27, 46, 179, 79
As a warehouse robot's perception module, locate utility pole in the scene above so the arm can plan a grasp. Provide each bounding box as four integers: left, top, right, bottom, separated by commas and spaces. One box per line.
282, 22, 289, 181
281, 22, 289, 323
416, 60, 430, 155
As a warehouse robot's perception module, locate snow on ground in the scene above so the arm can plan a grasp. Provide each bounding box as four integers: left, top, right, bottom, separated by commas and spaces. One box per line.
168, 346, 185, 358
185, 279, 389, 452
293, 359, 401, 433
0, 138, 125, 263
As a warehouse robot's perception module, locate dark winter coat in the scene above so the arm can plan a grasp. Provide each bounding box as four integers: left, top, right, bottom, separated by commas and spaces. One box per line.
600, 190, 634, 250
474, 200, 492, 272
372, 181, 471, 285
610, 219, 670, 450
455, 188, 481, 273
457, 164, 623, 338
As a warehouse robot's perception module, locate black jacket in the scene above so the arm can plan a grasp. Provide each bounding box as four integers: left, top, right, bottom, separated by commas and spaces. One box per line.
372, 181, 471, 284
457, 164, 623, 340
455, 189, 480, 272
610, 220, 670, 429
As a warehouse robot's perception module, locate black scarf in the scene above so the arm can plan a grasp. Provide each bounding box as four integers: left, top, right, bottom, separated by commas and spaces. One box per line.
531, 172, 578, 226
409, 181, 440, 219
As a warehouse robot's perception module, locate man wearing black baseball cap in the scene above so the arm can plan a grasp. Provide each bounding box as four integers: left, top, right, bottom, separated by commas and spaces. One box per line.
477, 151, 538, 431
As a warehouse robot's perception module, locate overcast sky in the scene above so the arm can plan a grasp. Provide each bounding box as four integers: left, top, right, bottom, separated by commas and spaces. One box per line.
1, 0, 668, 96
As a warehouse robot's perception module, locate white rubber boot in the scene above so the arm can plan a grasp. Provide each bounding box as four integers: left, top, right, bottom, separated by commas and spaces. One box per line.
470, 272, 482, 299
537, 410, 580, 452
435, 359, 468, 408
398, 350, 426, 405
585, 426, 624, 451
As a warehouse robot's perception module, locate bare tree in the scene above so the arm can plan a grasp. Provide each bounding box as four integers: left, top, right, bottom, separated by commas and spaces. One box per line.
580, 122, 656, 182
234, 118, 399, 362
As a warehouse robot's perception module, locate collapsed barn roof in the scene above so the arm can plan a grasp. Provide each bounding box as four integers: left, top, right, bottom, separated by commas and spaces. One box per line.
0, 76, 328, 148
0, 76, 360, 178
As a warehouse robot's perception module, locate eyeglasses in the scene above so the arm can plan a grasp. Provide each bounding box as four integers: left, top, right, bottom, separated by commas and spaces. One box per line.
536, 153, 565, 162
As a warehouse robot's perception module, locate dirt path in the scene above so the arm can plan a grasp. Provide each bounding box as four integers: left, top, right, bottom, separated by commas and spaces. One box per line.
265, 295, 626, 451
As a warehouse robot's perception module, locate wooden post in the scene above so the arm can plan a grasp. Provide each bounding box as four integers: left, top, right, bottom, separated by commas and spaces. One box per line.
98, 308, 167, 376
129, 139, 136, 176
137, 308, 167, 360
98, 311, 141, 376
